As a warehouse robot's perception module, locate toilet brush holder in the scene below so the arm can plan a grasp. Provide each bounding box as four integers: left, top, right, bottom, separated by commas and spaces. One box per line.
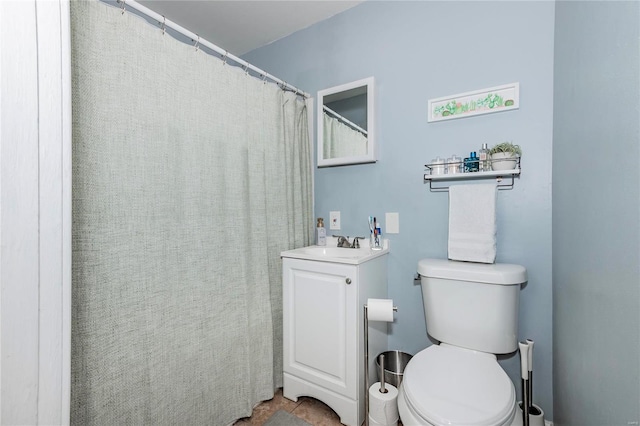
517, 402, 545, 426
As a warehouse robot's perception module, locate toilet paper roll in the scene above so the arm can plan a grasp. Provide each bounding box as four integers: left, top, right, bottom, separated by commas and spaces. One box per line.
367, 298, 394, 322
369, 382, 399, 426
368, 414, 390, 426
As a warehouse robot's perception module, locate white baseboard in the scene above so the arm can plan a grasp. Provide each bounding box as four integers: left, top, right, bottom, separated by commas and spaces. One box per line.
545, 420, 554, 426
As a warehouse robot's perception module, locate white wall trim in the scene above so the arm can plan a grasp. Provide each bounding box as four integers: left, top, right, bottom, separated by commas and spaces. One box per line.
0, 1, 72, 424
60, 2, 73, 422
1, 2, 41, 423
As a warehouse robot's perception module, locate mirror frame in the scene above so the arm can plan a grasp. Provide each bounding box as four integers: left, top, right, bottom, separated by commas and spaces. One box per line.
317, 76, 375, 167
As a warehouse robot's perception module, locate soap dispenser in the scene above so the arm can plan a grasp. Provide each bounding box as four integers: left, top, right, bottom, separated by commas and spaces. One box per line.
316, 218, 326, 246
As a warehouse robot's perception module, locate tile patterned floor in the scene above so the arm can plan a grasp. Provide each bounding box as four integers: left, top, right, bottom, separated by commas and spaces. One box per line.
233, 389, 343, 425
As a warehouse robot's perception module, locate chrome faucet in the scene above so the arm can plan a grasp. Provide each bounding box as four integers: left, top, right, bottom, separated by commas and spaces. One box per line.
351, 237, 364, 248
333, 235, 365, 248
335, 235, 351, 248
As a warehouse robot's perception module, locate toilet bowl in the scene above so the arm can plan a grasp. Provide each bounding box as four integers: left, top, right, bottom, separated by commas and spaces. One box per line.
399, 259, 527, 426
397, 344, 517, 426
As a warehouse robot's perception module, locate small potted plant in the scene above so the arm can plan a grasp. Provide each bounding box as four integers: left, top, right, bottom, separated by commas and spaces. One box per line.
489, 142, 521, 171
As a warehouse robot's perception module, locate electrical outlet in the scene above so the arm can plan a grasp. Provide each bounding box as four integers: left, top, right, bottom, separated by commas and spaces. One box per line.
329, 211, 341, 230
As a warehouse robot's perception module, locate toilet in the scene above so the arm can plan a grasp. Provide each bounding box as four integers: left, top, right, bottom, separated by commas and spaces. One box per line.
398, 258, 527, 426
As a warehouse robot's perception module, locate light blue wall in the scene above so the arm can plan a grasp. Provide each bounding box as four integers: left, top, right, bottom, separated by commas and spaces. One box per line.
553, 1, 640, 424
244, 1, 556, 418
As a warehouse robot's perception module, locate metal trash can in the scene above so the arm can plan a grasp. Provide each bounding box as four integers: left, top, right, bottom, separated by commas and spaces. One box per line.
375, 350, 412, 388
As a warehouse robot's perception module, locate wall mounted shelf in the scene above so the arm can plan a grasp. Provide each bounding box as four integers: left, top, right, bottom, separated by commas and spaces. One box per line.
423, 158, 521, 192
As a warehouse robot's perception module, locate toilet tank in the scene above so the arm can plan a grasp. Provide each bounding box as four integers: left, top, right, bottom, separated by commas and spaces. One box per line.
417, 259, 527, 354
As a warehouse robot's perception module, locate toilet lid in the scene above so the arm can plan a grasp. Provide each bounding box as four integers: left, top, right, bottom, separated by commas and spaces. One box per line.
402, 345, 516, 426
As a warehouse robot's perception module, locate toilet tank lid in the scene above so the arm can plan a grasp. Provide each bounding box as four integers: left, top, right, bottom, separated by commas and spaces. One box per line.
418, 259, 527, 285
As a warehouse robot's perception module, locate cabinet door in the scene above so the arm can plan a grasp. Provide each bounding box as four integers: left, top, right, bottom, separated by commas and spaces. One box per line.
283, 259, 357, 399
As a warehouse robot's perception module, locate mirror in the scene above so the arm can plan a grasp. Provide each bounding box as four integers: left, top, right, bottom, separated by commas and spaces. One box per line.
317, 77, 375, 167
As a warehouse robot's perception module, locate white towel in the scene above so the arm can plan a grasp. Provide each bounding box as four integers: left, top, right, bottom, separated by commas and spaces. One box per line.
448, 183, 497, 263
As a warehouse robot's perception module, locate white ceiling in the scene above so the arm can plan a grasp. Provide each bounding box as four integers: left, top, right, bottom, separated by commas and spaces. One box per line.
137, 1, 363, 56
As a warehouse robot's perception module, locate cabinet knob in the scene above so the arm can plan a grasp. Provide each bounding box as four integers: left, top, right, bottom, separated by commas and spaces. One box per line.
345, 278, 352, 285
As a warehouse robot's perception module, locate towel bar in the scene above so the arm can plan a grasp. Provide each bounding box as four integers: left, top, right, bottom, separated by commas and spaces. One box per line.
423, 172, 519, 192
423, 158, 521, 192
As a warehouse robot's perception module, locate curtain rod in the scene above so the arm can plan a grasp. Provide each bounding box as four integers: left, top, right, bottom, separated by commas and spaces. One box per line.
323, 105, 367, 136
115, 0, 310, 98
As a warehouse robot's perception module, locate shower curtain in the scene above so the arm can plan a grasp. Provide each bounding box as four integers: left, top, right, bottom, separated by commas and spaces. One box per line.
323, 111, 368, 159
70, 1, 312, 424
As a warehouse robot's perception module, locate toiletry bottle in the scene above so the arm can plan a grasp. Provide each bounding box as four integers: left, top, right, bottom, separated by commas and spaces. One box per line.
316, 218, 326, 246
479, 143, 489, 172
464, 152, 472, 173
471, 151, 479, 172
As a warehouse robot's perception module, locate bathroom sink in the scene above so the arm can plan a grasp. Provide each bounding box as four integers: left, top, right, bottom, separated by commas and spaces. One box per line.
281, 242, 389, 265
299, 247, 364, 258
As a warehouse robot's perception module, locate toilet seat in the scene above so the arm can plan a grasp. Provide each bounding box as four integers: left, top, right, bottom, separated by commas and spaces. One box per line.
401, 344, 516, 426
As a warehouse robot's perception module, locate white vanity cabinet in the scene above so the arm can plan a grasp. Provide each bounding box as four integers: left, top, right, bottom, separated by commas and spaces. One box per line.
281, 245, 389, 426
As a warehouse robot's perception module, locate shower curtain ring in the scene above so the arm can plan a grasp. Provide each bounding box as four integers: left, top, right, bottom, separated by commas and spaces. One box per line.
243, 64, 249, 75
161, 16, 166, 35
222, 51, 228, 65
194, 35, 200, 51
119, 0, 126, 14
262, 74, 267, 84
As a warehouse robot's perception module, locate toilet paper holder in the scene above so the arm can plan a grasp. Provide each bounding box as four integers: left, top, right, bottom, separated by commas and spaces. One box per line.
364, 300, 397, 426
